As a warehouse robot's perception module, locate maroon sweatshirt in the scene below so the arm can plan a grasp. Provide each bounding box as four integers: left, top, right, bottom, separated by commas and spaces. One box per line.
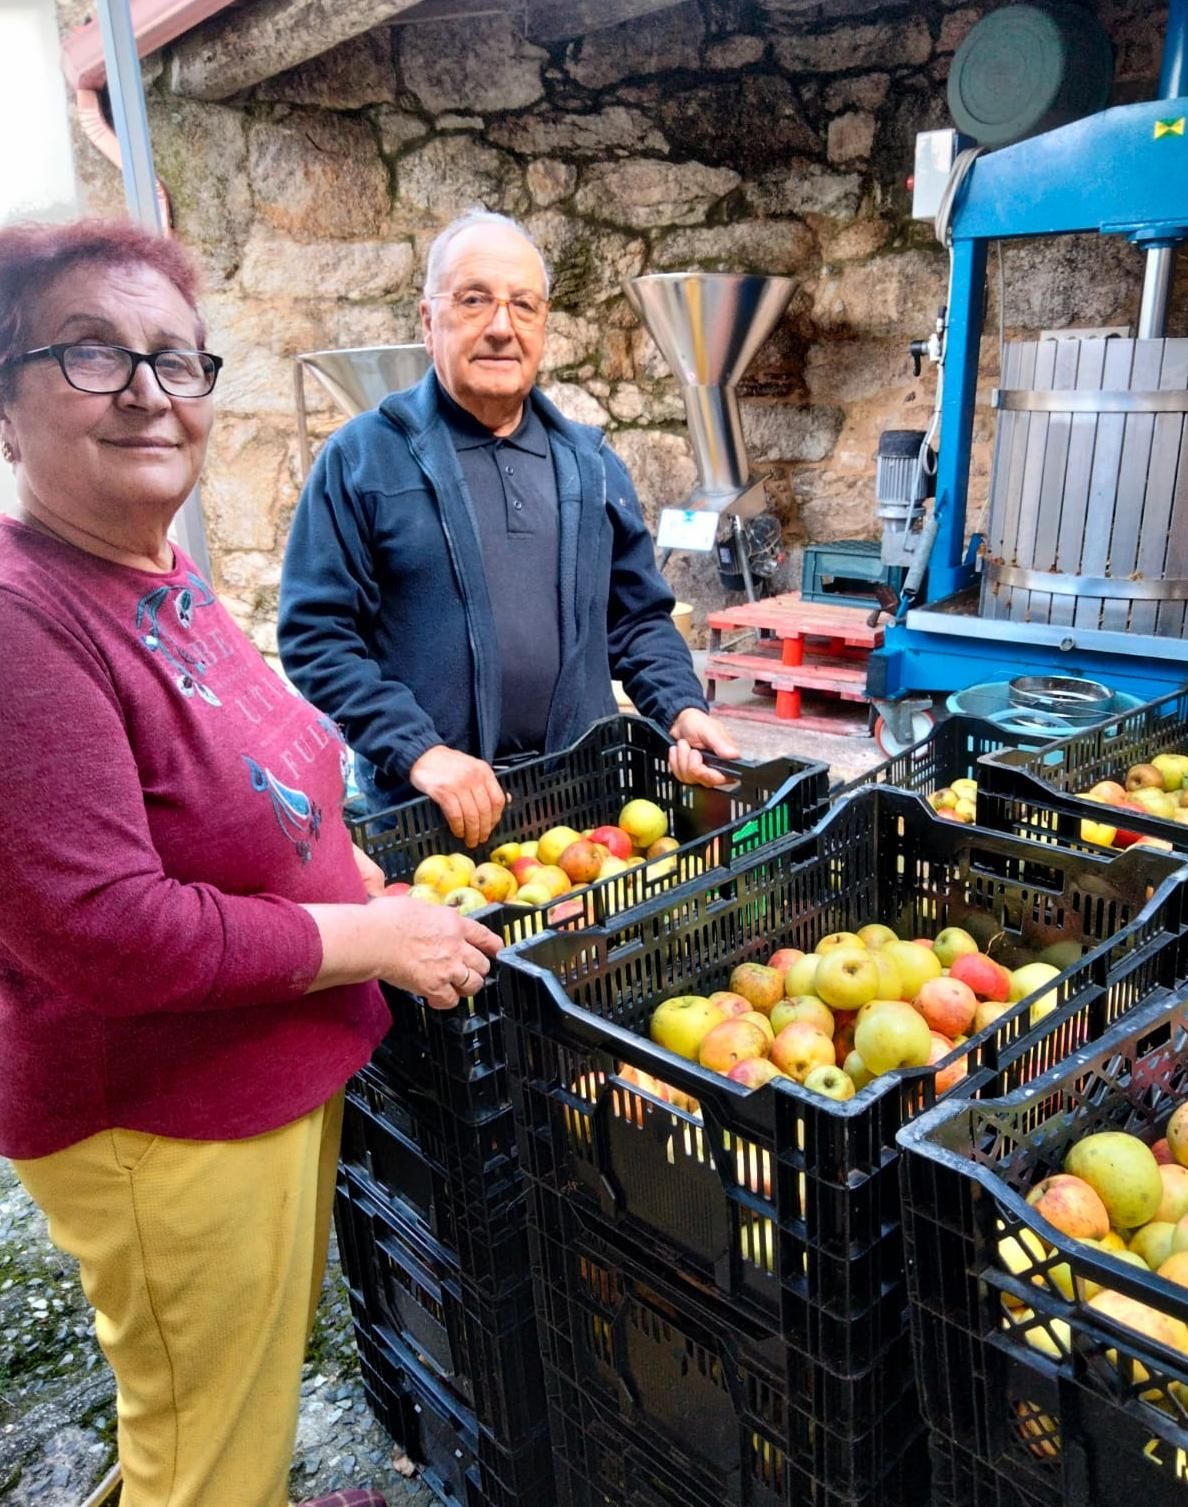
0, 517, 389, 1159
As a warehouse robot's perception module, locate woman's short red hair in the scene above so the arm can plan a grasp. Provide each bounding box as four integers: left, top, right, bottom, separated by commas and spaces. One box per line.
0, 220, 203, 399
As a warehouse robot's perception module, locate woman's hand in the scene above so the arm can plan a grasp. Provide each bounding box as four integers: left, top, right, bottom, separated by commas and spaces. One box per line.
352, 844, 387, 898
374, 896, 502, 1009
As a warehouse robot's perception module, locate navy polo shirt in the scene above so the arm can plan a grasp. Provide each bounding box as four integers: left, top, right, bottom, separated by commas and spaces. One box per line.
440, 389, 561, 758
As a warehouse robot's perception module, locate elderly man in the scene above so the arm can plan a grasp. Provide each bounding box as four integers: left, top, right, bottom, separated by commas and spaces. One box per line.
279, 209, 738, 845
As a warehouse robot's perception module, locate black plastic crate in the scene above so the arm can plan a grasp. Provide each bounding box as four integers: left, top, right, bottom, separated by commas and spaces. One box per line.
498, 788, 1187, 1342
533, 1184, 926, 1504
546, 1365, 930, 1507
339, 1069, 528, 1297
836, 714, 1046, 803
897, 990, 1188, 1507
357, 716, 827, 1138
979, 686, 1188, 854
335, 1172, 543, 1444
353, 1318, 554, 1507
926, 1435, 1049, 1507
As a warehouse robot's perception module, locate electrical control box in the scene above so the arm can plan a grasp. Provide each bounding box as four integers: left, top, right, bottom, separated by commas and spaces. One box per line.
912, 130, 961, 219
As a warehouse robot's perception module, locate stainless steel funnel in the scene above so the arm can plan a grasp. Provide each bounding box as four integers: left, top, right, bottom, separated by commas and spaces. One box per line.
625, 273, 795, 517
293, 343, 431, 476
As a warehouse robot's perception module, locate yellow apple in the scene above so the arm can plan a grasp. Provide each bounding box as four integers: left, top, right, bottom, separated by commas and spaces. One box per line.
443, 886, 488, 916
472, 862, 517, 903
1129, 1221, 1176, 1271
814, 931, 864, 954
1152, 753, 1188, 791
649, 995, 723, 1061
853, 1000, 932, 1074
489, 841, 521, 866
536, 826, 583, 867
771, 996, 835, 1038
618, 799, 667, 850
783, 954, 820, 997
882, 940, 942, 1000
803, 1065, 855, 1101
1065, 1132, 1163, 1231
856, 923, 898, 950
814, 947, 880, 1009
407, 882, 444, 905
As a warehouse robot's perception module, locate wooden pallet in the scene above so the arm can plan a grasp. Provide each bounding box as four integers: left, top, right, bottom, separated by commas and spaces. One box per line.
706, 592, 883, 731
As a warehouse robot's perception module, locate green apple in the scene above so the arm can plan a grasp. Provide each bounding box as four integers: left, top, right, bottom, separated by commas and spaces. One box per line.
1065, 1131, 1163, 1231
1152, 753, 1188, 791
803, 1065, 856, 1101
1130, 786, 1177, 819
814, 947, 880, 1010
649, 995, 723, 1061
843, 1049, 874, 1090
853, 1000, 932, 1075
933, 927, 980, 968
783, 954, 820, 997
882, 940, 942, 1000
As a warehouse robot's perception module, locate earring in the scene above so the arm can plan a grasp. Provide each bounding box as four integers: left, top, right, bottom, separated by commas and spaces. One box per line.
1, 440, 14, 464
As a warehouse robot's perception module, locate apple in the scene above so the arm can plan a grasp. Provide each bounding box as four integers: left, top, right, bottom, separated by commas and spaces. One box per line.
914, 977, 978, 1038
649, 995, 723, 1061
1108, 795, 1149, 848
1025, 1174, 1110, 1241
1130, 786, 1177, 819
646, 835, 680, 861
729, 963, 786, 1015
1152, 753, 1188, 791
856, 923, 898, 950
954, 798, 977, 823
1065, 1131, 1163, 1230
814, 948, 880, 1010
1153, 1137, 1174, 1165
533, 864, 572, 898
443, 886, 489, 916
950, 778, 978, 802
472, 863, 517, 903
853, 1000, 932, 1075
933, 927, 980, 968
413, 853, 456, 891
1158, 1251, 1188, 1287
383, 881, 411, 898
928, 1035, 968, 1095
509, 855, 543, 885
949, 952, 1011, 1002
740, 1011, 776, 1045
974, 999, 1010, 1032
804, 1065, 856, 1101
1008, 961, 1062, 1024
1126, 763, 1165, 792
1130, 1221, 1177, 1271
833, 1022, 856, 1062
1088, 1288, 1188, 1356
1166, 1102, 1188, 1167
707, 991, 754, 1019
930, 788, 958, 811
407, 882, 444, 905
771, 1022, 835, 1082
513, 881, 556, 908
783, 954, 820, 997
1088, 780, 1128, 803
489, 841, 521, 866
537, 825, 582, 867
727, 1057, 786, 1089
882, 941, 942, 1000
556, 840, 603, 885
590, 825, 632, 860
767, 947, 806, 973
843, 1049, 874, 1091
698, 1018, 770, 1073
815, 931, 864, 954
1080, 810, 1118, 846
771, 996, 835, 1038
618, 799, 667, 850
871, 950, 903, 1000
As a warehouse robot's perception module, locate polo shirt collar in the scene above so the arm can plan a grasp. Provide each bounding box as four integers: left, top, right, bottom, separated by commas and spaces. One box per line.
439, 386, 550, 457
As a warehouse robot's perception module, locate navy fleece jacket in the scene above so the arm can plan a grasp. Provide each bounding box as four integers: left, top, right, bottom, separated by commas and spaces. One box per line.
277, 371, 707, 804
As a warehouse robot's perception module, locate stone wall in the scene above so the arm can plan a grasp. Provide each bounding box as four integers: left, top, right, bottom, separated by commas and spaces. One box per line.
61, 0, 1184, 650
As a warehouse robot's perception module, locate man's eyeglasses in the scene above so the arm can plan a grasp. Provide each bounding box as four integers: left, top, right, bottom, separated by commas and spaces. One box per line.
4, 343, 223, 398
427, 290, 549, 331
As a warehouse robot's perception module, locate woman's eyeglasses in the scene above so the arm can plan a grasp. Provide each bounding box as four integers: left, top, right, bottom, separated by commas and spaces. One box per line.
427, 290, 549, 331
4, 342, 223, 398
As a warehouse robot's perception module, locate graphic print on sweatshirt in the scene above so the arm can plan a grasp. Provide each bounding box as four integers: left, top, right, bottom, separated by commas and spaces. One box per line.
242, 756, 323, 864
134, 574, 222, 704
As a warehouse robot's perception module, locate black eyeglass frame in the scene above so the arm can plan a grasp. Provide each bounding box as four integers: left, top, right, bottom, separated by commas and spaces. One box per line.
4, 343, 224, 398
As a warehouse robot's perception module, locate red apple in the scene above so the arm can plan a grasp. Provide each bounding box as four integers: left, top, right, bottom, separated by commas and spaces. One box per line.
1088, 780, 1127, 803
707, 991, 754, 1019
383, 881, 411, 898
914, 977, 978, 1037
927, 1033, 969, 1095
558, 839, 604, 886
590, 824, 633, 860
767, 947, 806, 973
509, 855, 543, 885
1154, 1138, 1175, 1165
949, 952, 1011, 1002
727, 1057, 787, 1089
728, 963, 786, 1015
770, 1022, 835, 1082
698, 1019, 770, 1074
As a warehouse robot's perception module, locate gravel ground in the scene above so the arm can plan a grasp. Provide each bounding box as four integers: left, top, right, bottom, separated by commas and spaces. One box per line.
0, 1157, 433, 1506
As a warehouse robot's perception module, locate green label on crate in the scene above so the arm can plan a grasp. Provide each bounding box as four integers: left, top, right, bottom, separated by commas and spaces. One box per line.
731, 820, 761, 854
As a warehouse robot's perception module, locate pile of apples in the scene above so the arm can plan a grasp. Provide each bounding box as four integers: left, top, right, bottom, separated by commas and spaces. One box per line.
382, 798, 679, 915
1001, 1103, 1188, 1411
927, 776, 979, 825
1075, 755, 1188, 849
647, 923, 1071, 1103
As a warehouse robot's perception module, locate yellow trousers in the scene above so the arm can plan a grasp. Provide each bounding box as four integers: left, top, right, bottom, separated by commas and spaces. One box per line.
12, 1094, 343, 1507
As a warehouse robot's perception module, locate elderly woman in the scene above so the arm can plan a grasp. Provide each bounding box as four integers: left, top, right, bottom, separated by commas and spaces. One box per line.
0, 220, 497, 1507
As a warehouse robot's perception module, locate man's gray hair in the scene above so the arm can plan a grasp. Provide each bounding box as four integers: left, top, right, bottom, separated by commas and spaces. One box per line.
423, 210, 551, 299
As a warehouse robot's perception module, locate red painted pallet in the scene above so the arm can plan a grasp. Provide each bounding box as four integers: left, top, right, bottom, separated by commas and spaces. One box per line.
706, 592, 883, 731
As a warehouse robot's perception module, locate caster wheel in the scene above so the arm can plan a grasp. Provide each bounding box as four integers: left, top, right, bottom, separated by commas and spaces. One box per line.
874, 708, 936, 758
